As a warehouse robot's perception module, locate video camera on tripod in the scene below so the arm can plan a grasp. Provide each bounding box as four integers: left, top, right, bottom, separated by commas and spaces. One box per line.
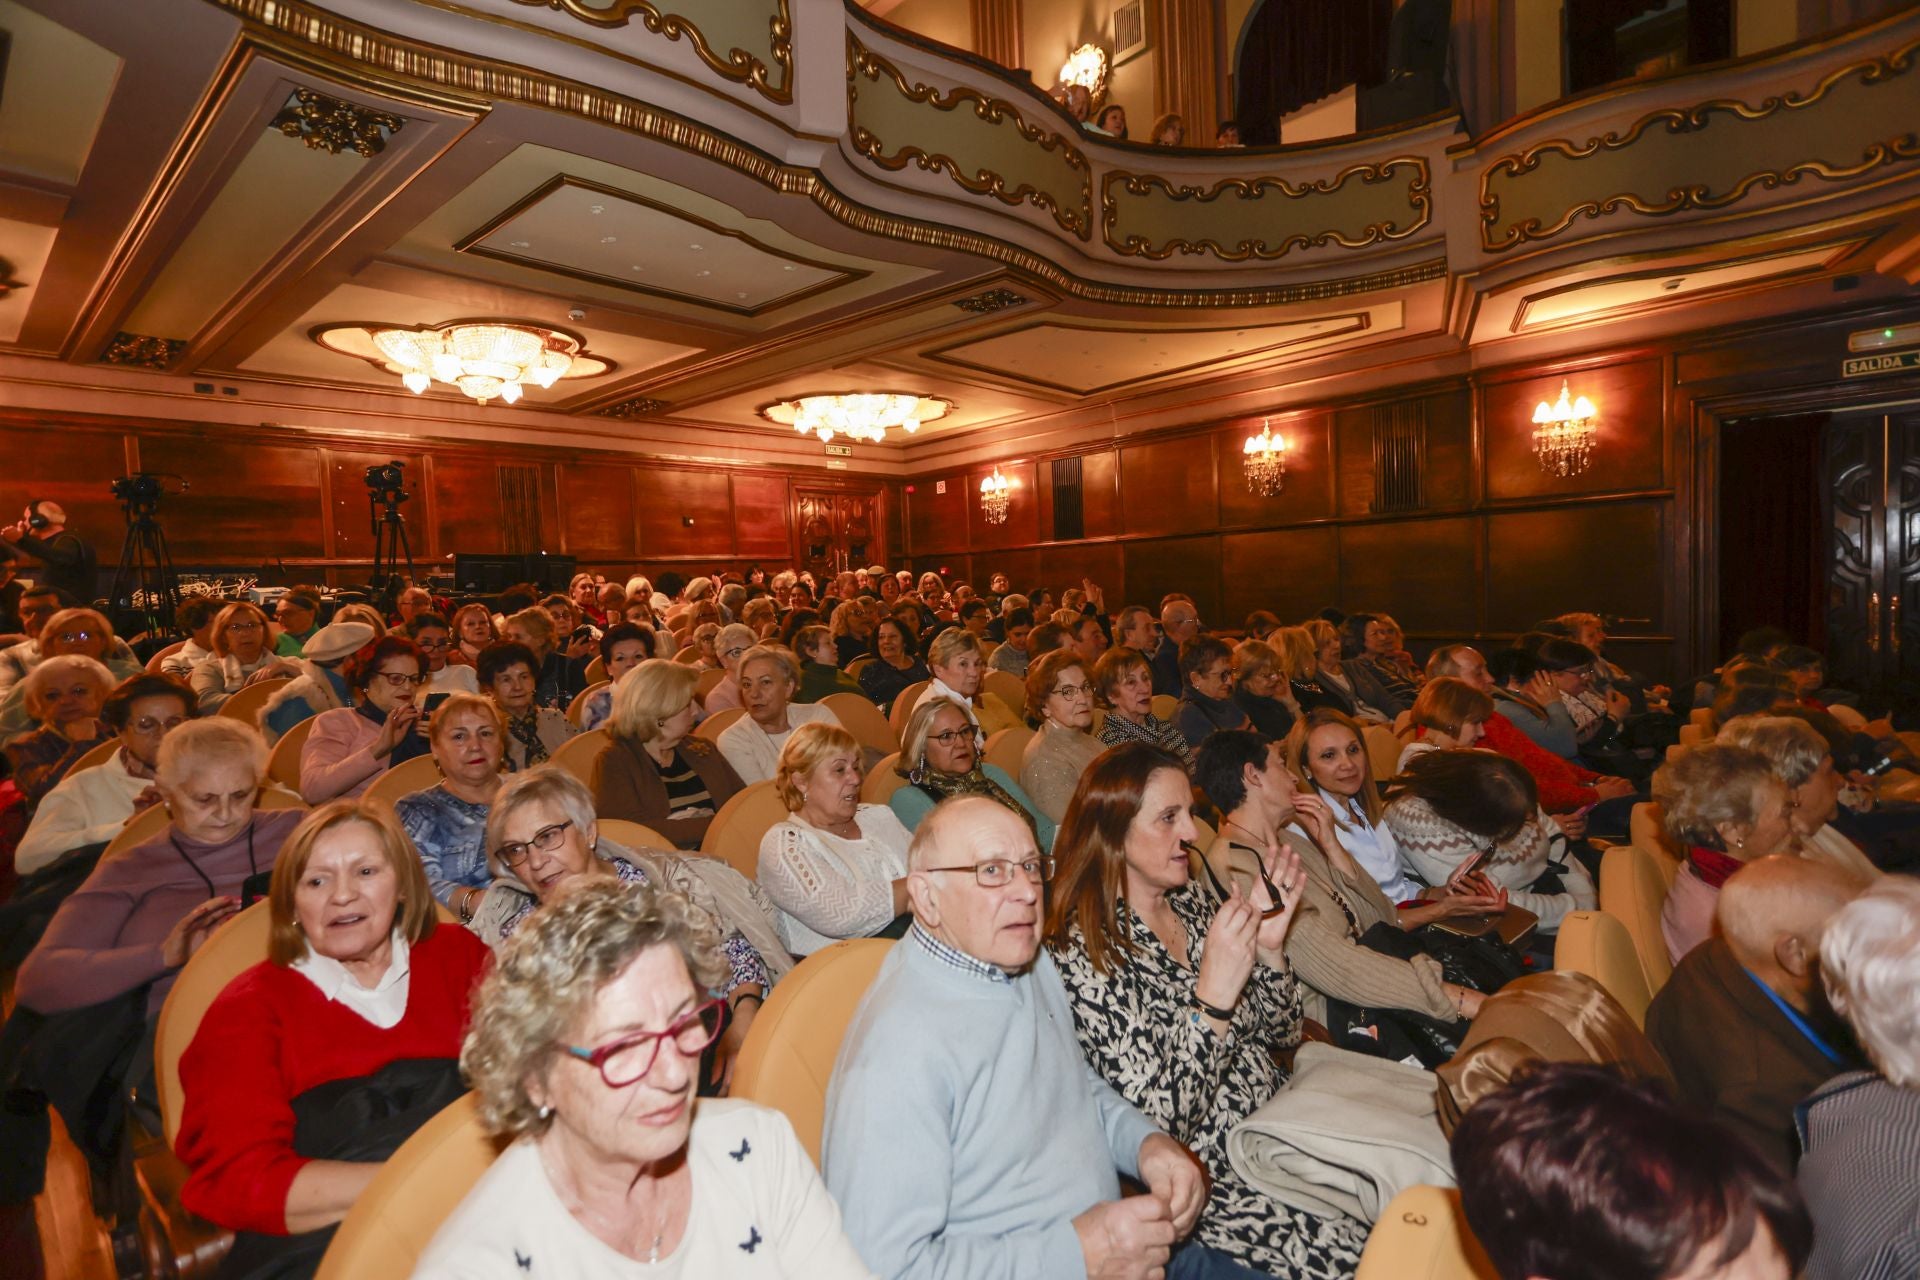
109, 472, 188, 641
365, 460, 416, 609
365, 462, 409, 508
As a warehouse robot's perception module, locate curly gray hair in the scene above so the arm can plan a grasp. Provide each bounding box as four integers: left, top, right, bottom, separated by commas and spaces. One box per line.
1821, 876, 1920, 1088
1652, 743, 1780, 851
461, 877, 728, 1139
1715, 714, 1830, 787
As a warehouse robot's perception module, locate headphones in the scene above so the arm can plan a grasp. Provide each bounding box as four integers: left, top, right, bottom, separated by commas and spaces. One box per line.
25, 501, 51, 531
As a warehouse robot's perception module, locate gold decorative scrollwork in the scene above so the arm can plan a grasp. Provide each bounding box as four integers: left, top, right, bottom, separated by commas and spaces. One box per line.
1100, 160, 1432, 262
507, 0, 792, 103
847, 35, 1093, 241
1480, 36, 1920, 251
597, 396, 671, 418
270, 87, 404, 157
100, 332, 188, 370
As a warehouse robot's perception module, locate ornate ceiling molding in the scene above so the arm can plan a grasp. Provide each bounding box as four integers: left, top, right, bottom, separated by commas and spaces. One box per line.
100, 331, 188, 370
270, 86, 405, 157
952, 287, 1029, 313
505, 0, 793, 104
597, 395, 671, 418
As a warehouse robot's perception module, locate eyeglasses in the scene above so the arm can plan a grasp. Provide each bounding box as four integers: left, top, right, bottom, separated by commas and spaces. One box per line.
1050, 682, 1094, 699
54, 630, 98, 644
413, 636, 449, 650
564, 996, 728, 1088
225, 621, 264, 633
129, 715, 187, 734
373, 671, 427, 688
926, 726, 983, 747
923, 857, 1055, 887
494, 819, 573, 867
721, 646, 749, 661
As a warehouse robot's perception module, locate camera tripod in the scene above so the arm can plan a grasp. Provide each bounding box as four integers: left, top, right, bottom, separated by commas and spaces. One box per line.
369, 487, 416, 610
109, 482, 181, 641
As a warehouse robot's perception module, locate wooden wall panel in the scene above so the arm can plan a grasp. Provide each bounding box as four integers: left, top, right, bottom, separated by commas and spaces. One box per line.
1217, 411, 1333, 528
555, 462, 636, 561
1120, 438, 1216, 536
636, 468, 731, 557
1038, 542, 1124, 600
968, 461, 1041, 551
1081, 448, 1120, 539
327, 448, 430, 563
2, 423, 132, 555
1337, 517, 1480, 635
1484, 502, 1666, 633
1124, 535, 1222, 624
907, 473, 971, 554
138, 435, 326, 561
1484, 359, 1665, 499
430, 457, 510, 556
1335, 390, 1473, 517
1220, 527, 1340, 628
731, 474, 792, 558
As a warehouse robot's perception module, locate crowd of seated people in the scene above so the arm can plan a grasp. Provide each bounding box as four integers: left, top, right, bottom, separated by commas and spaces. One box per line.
2, 556, 1918, 1280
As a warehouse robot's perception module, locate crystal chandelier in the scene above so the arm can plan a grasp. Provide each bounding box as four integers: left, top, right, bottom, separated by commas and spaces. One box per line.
759, 393, 950, 444
1531, 380, 1599, 477
979, 467, 1012, 525
1058, 44, 1109, 105
1242, 419, 1288, 497
315, 321, 609, 406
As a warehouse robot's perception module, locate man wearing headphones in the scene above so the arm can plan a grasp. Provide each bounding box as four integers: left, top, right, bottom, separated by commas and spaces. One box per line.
0, 500, 98, 608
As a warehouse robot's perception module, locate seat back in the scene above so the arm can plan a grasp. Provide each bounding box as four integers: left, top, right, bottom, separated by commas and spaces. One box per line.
983, 726, 1033, 779
548, 728, 608, 785
981, 669, 1026, 719
583, 656, 606, 686
1598, 844, 1675, 995
105, 803, 175, 861
596, 818, 674, 851
1553, 910, 1656, 1028
312, 1094, 506, 1280
1363, 724, 1404, 781
70, 738, 122, 774
566, 680, 608, 727
216, 678, 292, 725
1355, 1185, 1498, 1280
819, 692, 900, 755
699, 780, 789, 880
844, 656, 874, 680
1150, 693, 1178, 721
1688, 706, 1712, 728
887, 680, 932, 741
730, 938, 894, 1167
695, 667, 728, 702
694, 706, 746, 742
361, 755, 444, 810
1677, 721, 1707, 747
267, 716, 316, 787
146, 640, 187, 674
1826, 702, 1867, 730
155, 901, 276, 1144
862, 753, 905, 804
673, 645, 701, 664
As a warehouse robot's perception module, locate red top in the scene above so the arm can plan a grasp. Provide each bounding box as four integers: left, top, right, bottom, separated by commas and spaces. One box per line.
175, 923, 491, 1234
1479, 710, 1602, 812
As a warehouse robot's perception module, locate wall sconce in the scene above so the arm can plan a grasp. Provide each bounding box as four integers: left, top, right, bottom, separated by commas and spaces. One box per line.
1531, 380, 1598, 477
1242, 419, 1288, 496
1058, 44, 1109, 106
979, 467, 1012, 525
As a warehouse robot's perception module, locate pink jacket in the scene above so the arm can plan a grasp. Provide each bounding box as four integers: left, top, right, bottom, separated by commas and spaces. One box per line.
300, 706, 386, 802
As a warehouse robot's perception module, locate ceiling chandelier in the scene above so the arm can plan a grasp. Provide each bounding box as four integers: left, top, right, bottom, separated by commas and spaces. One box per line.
315, 321, 610, 405
759, 393, 951, 444
1242, 419, 1288, 497
1531, 380, 1599, 477
979, 466, 1012, 525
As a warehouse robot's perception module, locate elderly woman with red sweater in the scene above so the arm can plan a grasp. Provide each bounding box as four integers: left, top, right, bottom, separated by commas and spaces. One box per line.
175, 800, 489, 1276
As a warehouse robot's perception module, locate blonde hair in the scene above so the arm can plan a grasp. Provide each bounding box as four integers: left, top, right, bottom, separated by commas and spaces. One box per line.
449, 602, 495, 642
1716, 715, 1830, 788
507, 607, 555, 650
1270, 627, 1318, 681
739, 644, 799, 687
1231, 639, 1279, 687
774, 720, 861, 811
461, 878, 725, 1138
266, 800, 437, 966
794, 625, 832, 662
926, 627, 982, 672
21, 654, 114, 719
1281, 707, 1381, 826
1653, 744, 1781, 851
1410, 677, 1493, 738
39, 607, 114, 651
1302, 618, 1339, 657
156, 717, 267, 791
609, 659, 698, 744
427, 692, 504, 743
333, 603, 388, 636
898, 696, 973, 773
209, 602, 270, 657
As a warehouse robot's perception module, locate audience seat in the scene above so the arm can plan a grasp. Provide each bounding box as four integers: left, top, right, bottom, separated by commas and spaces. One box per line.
1553, 910, 1655, 1027
699, 780, 787, 881
267, 716, 315, 788
565, 680, 607, 727
548, 728, 608, 784
673, 645, 700, 664
1687, 706, 1712, 729
887, 680, 932, 740
1363, 725, 1403, 781
694, 706, 746, 742
146, 640, 187, 674
69, 737, 121, 774
730, 938, 894, 1167
583, 656, 606, 685
1150, 693, 1178, 722
1598, 845, 1675, 996
695, 666, 727, 702
983, 727, 1033, 779
361, 754, 442, 809
214, 678, 292, 726
844, 656, 874, 680
596, 817, 675, 851
1354, 1186, 1497, 1279
106, 804, 178, 860
862, 753, 904, 804
1677, 721, 1707, 747
1090, 707, 1106, 737
820, 691, 901, 755
313, 1093, 505, 1280
1826, 702, 1867, 730
981, 669, 1025, 718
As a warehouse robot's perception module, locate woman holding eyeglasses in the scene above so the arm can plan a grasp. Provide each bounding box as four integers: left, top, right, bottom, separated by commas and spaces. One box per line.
188, 601, 300, 713
1018, 650, 1106, 824
470, 769, 786, 1087
888, 697, 1054, 847
1043, 742, 1370, 1278
299, 636, 431, 802
417, 878, 871, 1279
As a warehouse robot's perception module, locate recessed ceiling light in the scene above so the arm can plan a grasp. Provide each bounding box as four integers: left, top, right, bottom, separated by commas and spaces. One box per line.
782, 265, 795, 272
588, 204, 605, 214
688, 243, 703, 251
600, 235, 618, 244
510, 240, 531, 248
737, 291, 748, 299
697, 269, 711, 277
630, 264, 644, 272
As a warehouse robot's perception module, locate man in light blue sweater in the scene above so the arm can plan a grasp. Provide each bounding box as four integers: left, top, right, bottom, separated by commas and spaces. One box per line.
824, 797, 1252, 1280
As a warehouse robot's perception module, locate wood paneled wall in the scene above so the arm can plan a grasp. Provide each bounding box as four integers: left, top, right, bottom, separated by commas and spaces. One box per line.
1, 413, 898, 585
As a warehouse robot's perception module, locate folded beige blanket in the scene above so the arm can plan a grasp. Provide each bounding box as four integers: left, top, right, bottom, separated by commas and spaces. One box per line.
1225, 1043, 1454, 1224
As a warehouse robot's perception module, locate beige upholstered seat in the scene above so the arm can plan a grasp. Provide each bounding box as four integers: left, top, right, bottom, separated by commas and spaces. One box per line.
981, 668, 1026, 719
360, 754, 442, 809
583, 656, 606, 686
862, 753, 905, 804
69, 737, 121, 774
565, 680, 607, 727
146, 640, 187, 674
548, 727, 608, 784
1150, 693, 1178, 722
1598, 844, 1675, 996
1363, 724, 1404, 781
695, 666, 728, 702
983, 726, 1034, 779
887, 680, 932, 741
729, 938, 893, 1167
820, 691, 901, 755
699, 780, 789, 880
694, 706, 746, 742
1355, 1185, 1498, 1279
215, 678, 291, 725
1553, 909, 1656, 1027
595, 817, 674, 851
266, 716, 315, 789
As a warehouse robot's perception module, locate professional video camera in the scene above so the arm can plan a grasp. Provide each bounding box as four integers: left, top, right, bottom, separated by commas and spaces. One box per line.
365, 461, 409, 506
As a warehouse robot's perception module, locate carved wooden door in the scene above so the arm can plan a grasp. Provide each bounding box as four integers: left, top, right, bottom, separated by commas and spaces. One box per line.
1824, 412, 1920, 702
794, 489, 880, 580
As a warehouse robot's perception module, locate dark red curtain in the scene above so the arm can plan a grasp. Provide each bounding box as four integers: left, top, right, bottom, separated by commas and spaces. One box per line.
1717, 413, 1827, 659
1233, 0, 1392, 145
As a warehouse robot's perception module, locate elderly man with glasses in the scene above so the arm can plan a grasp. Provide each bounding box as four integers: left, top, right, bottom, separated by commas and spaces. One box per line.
824, 796, 1258, 1280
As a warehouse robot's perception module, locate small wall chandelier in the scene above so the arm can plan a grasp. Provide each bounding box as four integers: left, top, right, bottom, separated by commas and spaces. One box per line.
315, 321, 609, 405
1242, 419, 1288, 497
1531, 380, 1599, 477
1058, 44, 1109, 105
979, 467, 1013, 525
759, 393, 951, 445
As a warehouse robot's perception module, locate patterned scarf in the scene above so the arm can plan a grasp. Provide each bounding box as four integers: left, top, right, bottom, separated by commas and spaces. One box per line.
912, 765, 1039, 839
505, 709, 550, 768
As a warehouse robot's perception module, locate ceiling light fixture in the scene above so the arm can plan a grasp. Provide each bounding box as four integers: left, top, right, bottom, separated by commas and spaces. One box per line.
1242, 419, 1288, 497
1531, 379, 1599, 477
1058, 44, 1109, 105
315, 320, 611, 405
980, 467, 1013, 525
759, 393, 951, 444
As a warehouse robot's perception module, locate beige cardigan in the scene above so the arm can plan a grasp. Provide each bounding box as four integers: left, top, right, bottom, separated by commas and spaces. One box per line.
1203, 828, 1457, 1024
